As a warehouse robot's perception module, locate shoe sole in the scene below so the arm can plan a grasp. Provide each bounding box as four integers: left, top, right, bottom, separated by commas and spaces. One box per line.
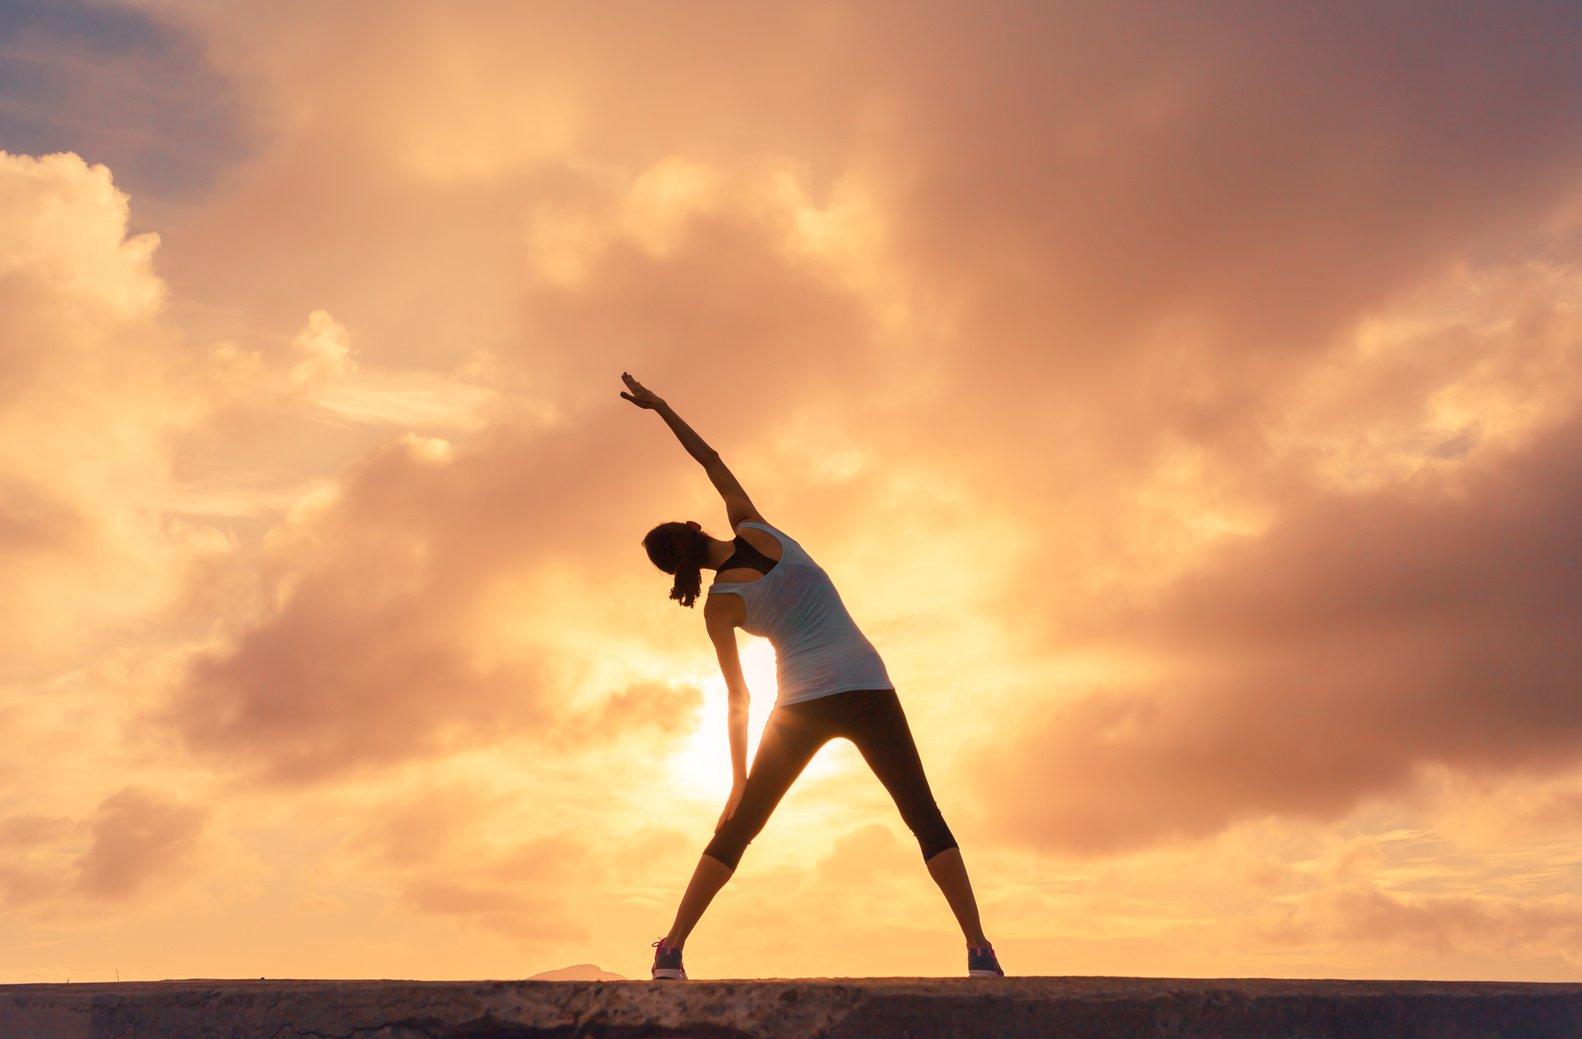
652, 969, 687, 980
968, 968, 1005, 977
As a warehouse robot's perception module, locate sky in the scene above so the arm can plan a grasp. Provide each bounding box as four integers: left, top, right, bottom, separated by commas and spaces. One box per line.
1, 0, 1581, 983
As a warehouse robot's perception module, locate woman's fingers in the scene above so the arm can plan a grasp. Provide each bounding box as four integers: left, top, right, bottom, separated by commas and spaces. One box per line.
620, 372, 663, 408
719, 787, 743, 826
621, 373, 645, 396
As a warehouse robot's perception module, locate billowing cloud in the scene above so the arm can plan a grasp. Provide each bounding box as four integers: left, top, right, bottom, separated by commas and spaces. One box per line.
0, 788, 207, 910
0, 149, 197, 675
972, 409, 1582, 854
76, 787, 208, 900
165, 413, 727, 782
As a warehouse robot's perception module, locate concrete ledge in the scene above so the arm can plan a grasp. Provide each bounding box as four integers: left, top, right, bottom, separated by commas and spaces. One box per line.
3, 976, 1580, 1038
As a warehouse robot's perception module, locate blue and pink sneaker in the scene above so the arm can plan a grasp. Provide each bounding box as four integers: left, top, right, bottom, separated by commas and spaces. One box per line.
651, 937, 686, 980
968, 942, 1005, 977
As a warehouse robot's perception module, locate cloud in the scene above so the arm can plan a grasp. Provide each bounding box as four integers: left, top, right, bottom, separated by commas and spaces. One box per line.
879, 3, 1582, 362
0, 812, 77, 910
970, 409, 1582, 854
1253, 884, 1582, 966
0, 150, 198, 677
797, 823, 916, 924
340, 784, 507, 871
169, 436, 551, 783
288, 308, 357, 387
0, 150, 162, 316
558, 681, 705, 747
0, 151, 535, 795
75, 787, 208, 900
164, 413, 725, 782
0, 788, 207, 909
335, 789, 605, 943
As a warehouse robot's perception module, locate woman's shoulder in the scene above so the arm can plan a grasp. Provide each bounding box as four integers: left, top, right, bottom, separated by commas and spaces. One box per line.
734, 518, 784, 544
734, 517, 788, 553
734, 514, 794, 536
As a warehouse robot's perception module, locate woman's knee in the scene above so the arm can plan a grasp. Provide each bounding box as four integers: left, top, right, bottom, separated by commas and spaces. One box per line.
702, 817, 757, 871
920, 830, 959, 862
910, 807, 958, 862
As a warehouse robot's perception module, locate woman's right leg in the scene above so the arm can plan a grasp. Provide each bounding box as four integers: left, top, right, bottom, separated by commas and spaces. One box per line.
924, 846, 990, 948
840, 689, 991, 948
663, 705, 826, 948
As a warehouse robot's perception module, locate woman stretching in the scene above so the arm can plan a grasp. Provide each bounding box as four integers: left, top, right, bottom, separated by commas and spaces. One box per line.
620, 373, 1003, 981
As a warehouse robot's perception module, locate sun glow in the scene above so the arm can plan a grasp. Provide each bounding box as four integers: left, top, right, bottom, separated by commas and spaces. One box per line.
666, 639, 843, 796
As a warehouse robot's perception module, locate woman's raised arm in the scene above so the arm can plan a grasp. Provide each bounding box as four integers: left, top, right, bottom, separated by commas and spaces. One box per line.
621, 372, 760, 528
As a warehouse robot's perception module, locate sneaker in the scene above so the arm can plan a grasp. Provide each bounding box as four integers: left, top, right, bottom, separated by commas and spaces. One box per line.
651, 937, 687, 980
968, 942, 1004, 977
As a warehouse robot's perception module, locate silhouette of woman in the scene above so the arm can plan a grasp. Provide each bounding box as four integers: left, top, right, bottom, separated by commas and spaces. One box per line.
621, 372, 1003, 980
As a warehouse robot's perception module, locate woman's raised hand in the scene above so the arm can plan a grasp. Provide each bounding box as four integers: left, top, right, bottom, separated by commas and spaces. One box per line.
620, 372, 666, 410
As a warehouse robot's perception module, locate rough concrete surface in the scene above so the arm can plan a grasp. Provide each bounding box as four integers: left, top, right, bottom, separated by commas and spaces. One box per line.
3, 976, 1580, 1038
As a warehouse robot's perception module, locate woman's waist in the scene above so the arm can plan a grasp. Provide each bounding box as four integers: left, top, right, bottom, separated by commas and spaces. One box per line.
775, 684, 897, 710
772, 635, 884, 665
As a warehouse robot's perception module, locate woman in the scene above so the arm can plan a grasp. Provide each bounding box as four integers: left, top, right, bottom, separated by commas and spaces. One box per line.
621, 372, 1003, 980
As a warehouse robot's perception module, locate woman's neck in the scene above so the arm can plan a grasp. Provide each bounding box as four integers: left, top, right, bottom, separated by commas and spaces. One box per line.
702, 536, 737, 570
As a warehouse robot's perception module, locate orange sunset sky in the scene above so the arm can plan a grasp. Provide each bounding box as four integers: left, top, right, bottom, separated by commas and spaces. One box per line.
3, 1, 1581, 983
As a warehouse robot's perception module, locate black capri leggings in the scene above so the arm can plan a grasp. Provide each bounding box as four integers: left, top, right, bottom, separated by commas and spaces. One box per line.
702, 687, 958, 871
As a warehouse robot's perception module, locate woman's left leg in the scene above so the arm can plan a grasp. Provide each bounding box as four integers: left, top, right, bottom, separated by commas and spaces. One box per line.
664, 705, 828, 949
660, 853, 734, 951
840, 688, 989, 947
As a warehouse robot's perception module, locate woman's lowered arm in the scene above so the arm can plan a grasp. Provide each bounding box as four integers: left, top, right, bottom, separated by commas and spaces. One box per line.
705, 596, 749, 827
705, 598, 751, 782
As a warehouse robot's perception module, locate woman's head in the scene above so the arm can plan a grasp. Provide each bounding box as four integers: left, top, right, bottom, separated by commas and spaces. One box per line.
642, 520, 710, 608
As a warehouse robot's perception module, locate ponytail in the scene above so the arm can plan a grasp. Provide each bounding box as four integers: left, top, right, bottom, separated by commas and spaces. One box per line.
642, 520, 711, 609
669, 560, 703, 609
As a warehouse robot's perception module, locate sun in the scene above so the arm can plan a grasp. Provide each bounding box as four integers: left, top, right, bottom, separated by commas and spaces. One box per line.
666, 639, 840, 796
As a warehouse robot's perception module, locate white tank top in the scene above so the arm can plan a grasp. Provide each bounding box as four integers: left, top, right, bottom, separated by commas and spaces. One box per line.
706, 521, 894, 706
